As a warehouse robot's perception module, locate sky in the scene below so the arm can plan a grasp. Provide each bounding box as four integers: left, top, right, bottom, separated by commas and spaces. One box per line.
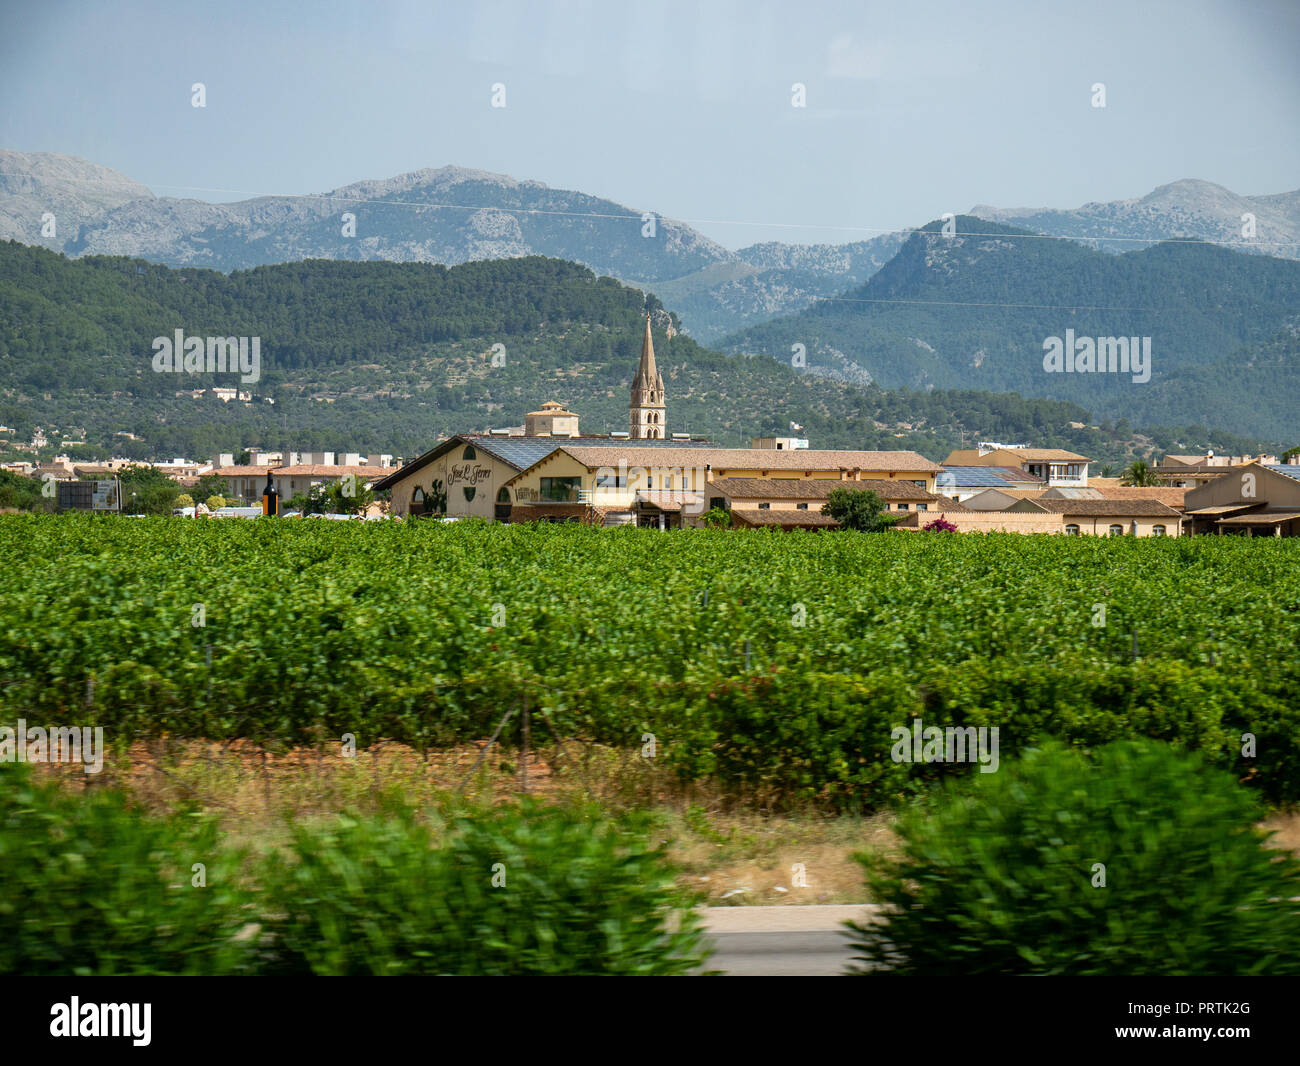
2, 0, 1298, 248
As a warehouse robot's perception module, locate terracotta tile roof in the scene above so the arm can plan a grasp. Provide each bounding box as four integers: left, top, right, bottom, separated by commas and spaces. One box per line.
708, 477, 938, 500
990, 448, 1090, 462
731, 509, 840, 527
371, 433, 718, 491
274, 465, 376, 478
213, 465, 273, 476
947, 448, 1089, 464
559, 447, 944, 473
1093, 486, 1187, 509
1030, 498, 1182, 517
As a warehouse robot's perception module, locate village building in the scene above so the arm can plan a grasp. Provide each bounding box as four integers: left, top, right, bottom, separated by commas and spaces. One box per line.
943, 445, 1090, 488
892, 510, 1063, 534
211, 465, 275, 502
962, 487, 1052, 511
729, 509, 841, 530
1182, 462, 1300, 537
272, 464, 377, 502
1004, 496, 1183, 536
703, 477, 965, 528
1154, 451, 1281, 488
1042, 484, 1188, 511
525, 401, 580, 438
370, 433, 715, 520
501, 446, 945, 528
751, 436, 809, 451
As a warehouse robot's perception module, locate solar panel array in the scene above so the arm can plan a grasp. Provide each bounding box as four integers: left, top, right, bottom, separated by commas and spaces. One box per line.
938, 466, 1035, 487
1264, 464, 1300, 483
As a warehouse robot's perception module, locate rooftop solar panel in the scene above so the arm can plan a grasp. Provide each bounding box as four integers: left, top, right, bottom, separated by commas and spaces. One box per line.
1264, 464, 1300, 482
939, 466, 1036, 487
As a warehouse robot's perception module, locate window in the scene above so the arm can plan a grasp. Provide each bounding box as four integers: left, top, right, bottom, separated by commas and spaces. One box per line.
1152, 525, 1166, 537
595, 472, 626, 488
496, 487, 510, 503
1065, 524, 1080, 536
897, 503, 909, 511
411, 486, 426, 516
796, 503, 808, 511
463, 445, 476, 461
539, 477, 581, 502
709, 497, 726, 511
1108, 524, 1124, 536
917, 504, 928, 512
758, 503, 771, 510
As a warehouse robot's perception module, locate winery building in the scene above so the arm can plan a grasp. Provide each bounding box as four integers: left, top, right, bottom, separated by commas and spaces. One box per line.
1182, 462, 1300, 537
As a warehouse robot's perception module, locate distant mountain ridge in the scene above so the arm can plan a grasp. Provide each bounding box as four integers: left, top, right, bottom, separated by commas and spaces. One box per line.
8, 149, 1294, 344
0, 150, 155, 253
2, 150, 1297, 352
970, 179, 1300, 258
720, 216, 1300, 440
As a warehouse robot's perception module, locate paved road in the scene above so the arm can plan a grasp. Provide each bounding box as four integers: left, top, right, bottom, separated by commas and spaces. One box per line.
698, 905, 881, 976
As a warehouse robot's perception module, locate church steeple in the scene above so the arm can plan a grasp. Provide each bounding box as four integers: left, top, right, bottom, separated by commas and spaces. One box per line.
630, 314, 666, 439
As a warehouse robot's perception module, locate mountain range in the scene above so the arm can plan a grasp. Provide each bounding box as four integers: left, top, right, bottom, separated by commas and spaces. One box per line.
970, 179, 1300, 259
4, 150, 1295, 344
719, 217, 1300, 441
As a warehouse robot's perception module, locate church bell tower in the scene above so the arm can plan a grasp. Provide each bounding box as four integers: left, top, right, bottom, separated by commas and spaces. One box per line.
629, 315, 666, 439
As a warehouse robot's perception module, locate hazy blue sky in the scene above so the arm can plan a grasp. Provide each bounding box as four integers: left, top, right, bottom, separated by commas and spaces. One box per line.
2, 0, 1297, 247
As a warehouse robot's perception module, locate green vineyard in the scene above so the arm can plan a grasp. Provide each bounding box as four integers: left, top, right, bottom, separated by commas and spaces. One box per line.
3, 515, 1298, 807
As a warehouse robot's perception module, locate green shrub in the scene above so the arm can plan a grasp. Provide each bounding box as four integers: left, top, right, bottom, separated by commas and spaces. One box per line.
847, 739, 1300, 975
0, 764, 252, 975
260, 800, 709, 975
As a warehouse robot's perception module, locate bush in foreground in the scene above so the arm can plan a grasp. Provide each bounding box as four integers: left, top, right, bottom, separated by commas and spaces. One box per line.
260, 801, 708, 975
847, 739, 1300, 975
0, 764, 252, 975
0, 765, 708, 976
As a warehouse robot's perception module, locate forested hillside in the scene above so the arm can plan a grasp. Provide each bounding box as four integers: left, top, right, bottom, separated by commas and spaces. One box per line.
721, 218, 1300, 440
0, 241, 1277, 464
